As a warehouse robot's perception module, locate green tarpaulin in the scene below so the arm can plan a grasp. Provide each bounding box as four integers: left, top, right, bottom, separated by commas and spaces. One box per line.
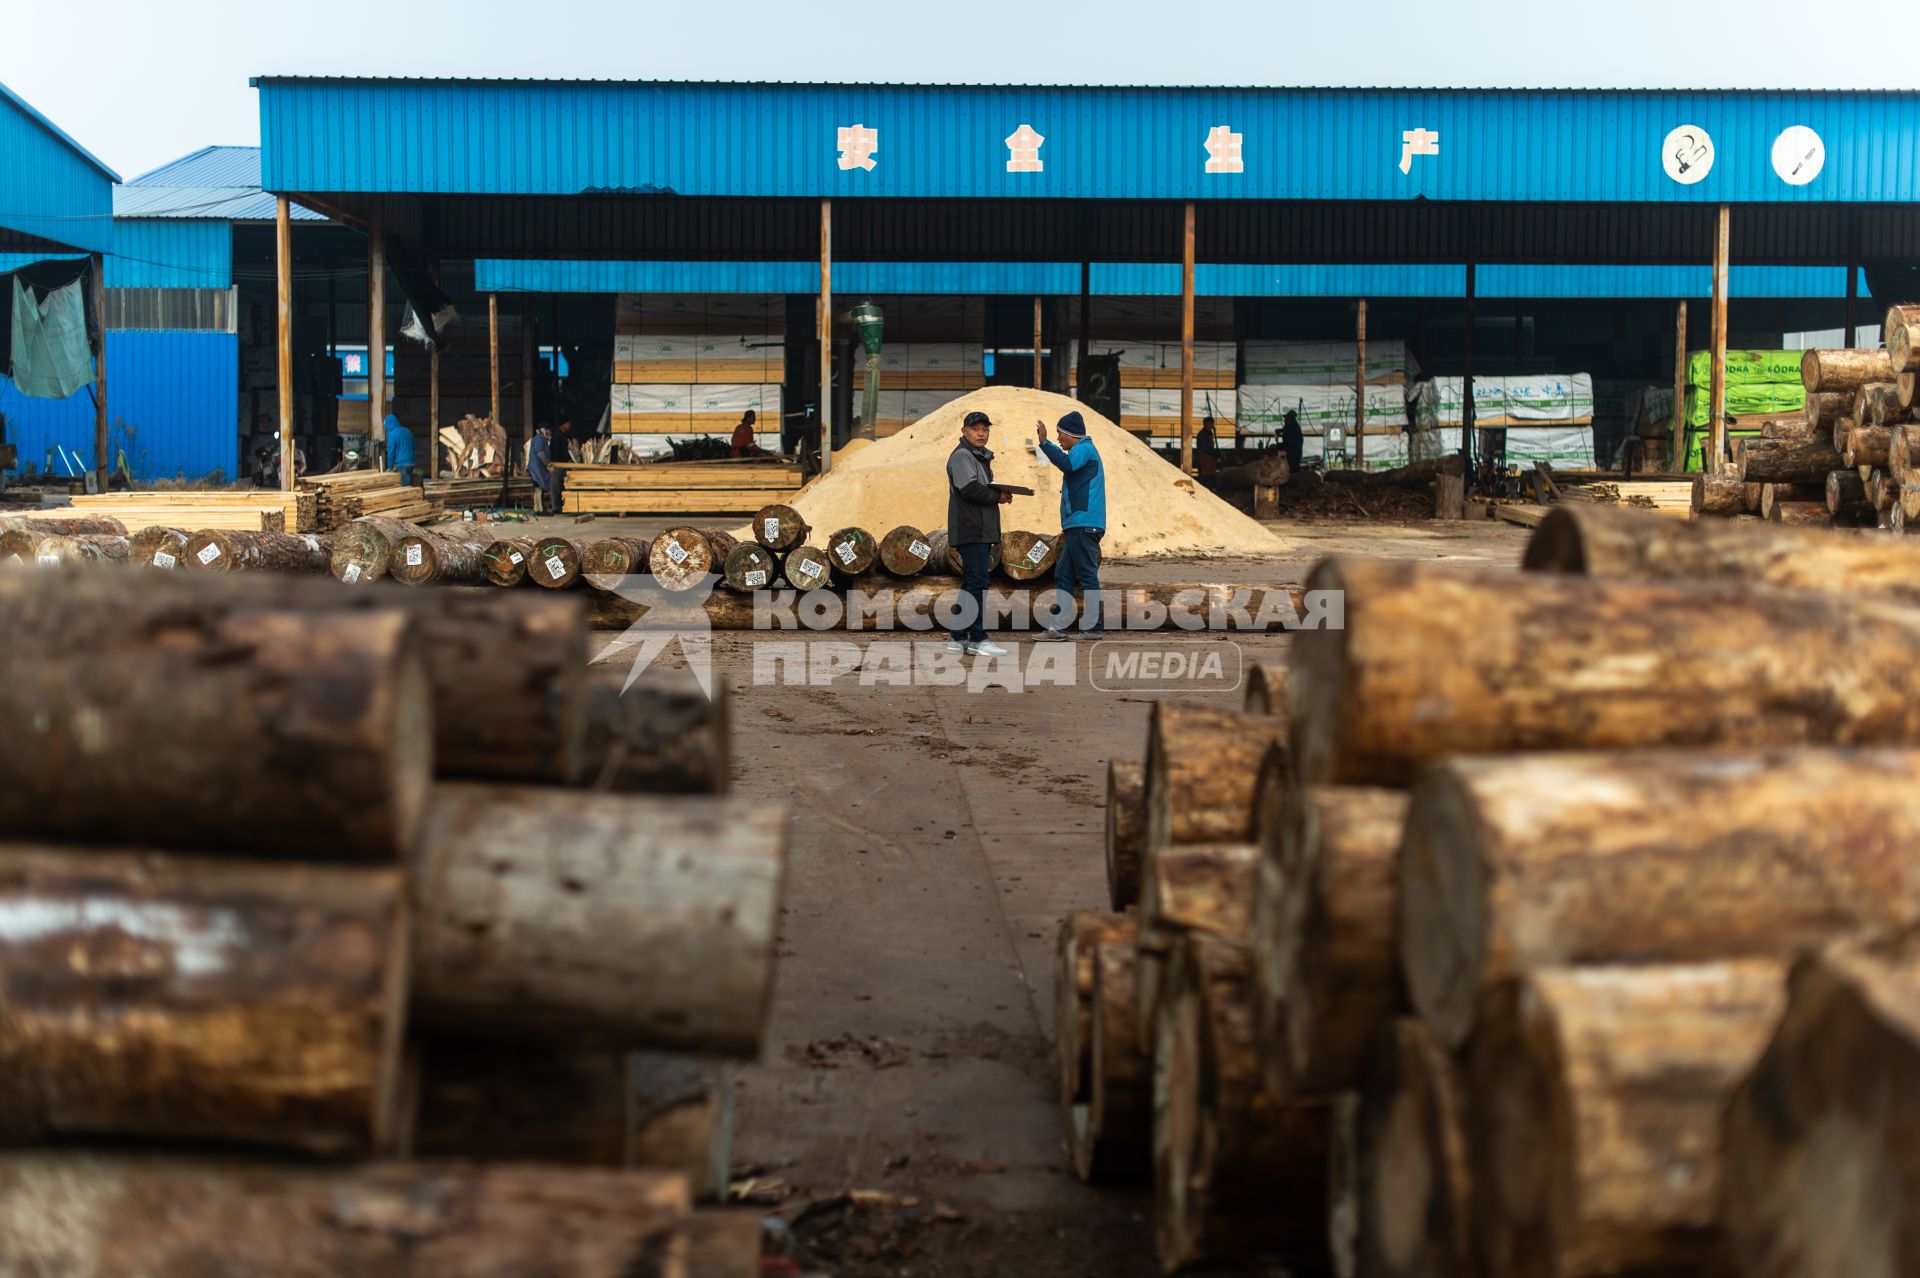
10, 275, 93, 400
1685, 426, 1764, 473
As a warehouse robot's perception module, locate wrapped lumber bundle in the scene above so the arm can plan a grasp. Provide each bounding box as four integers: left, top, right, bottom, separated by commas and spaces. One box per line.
184, 529, 331, 575
1722, 931, 1920, 1278
1468, 962, 1786, 1278
1398, 748, 1920, 1049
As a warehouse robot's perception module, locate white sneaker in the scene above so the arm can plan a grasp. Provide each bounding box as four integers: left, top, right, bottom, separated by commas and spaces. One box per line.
967, 639, 1010, 657
945, 638, 965, 653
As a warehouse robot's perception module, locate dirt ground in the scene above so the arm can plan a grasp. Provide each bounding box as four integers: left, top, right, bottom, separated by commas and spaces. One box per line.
579, 514, 1529, 1278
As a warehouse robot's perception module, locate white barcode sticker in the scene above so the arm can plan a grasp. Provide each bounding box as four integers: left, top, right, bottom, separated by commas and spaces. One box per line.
342, 563, 362, 583
763, 517, 781, 542
834, 541, 857, 565
1, 556, 22, 569
196, 544, 222, 565
909, 539, 931, 559
1028, 540, 1050, 565
151, 551, 177, 570
36, 553, 59, 567
303, 536, 322, 552
798, 560, 823, 580
744, 569, 768, 587
404, 544, 423, 567
665, 539, 689, 565
544, 555, 566, 579
508, 551, 524, 565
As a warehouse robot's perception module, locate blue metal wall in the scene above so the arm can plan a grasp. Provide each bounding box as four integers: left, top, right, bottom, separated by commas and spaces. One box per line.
476, 257, 1863, 300
261, 79, 1920, 205
0, 81, 115, 253
103, 220, 233, 288
0, 331, 237, 482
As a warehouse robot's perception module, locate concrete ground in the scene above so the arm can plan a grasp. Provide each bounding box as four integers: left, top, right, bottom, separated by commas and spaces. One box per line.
583, 514, 1529, 1277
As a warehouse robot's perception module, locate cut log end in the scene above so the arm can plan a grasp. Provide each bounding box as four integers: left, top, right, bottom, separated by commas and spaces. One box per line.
722, 543, 777, 593
878, 525, 933, 576
752, 504, 808, 552
1397, 769, 1486, 1053
825, 526, 878, 577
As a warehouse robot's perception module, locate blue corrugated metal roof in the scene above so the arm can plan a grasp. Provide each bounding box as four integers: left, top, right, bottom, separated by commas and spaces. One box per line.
0, 80, 116, 254
475, 258, 1864, 300
259, 79, 1920, 204
116, 145, 327, 221
103, 220, 233, 288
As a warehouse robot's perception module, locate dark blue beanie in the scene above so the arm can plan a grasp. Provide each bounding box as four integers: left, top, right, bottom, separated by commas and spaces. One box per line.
1056, 411, 1086, 438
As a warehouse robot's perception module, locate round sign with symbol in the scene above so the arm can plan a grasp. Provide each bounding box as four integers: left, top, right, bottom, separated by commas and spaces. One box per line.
1662, 125, 1714, 185
1771, 125, 1825, 186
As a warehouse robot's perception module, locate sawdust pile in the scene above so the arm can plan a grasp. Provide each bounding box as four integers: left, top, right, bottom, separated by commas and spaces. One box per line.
758, 388, 1286, 559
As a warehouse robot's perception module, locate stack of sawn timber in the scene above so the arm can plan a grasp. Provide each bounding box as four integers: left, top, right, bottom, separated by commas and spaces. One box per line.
1056, 507, 1920, 1275
554, 459, 805, 516
302, 470, 438, 530
0, 566, 776, 1276
66, 487, 316, 532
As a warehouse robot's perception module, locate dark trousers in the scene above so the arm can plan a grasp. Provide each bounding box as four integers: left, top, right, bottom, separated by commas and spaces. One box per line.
1057, 527, 1105, 633
950, 542, 992, 642
395, 466, 413, 487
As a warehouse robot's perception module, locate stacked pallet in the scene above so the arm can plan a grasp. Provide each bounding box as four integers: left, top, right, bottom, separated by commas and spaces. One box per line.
851, 343, 988, 438
1056, 516, 1920, 1275
302, 470, 437, 530
61, 488, 306, 531
554, 459, 804, 516
0, 567, 775, 1272
1680, 349, 1808, 471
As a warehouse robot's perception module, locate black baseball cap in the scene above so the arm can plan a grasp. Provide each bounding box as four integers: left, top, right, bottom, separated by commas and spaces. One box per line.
963, 411, 993, 429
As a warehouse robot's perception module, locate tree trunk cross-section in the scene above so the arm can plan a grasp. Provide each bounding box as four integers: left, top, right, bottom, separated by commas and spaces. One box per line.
1144, 703, 1291, 851
879, 524, 934, 576
753, 503, 809, 552
482, 536, 537, 586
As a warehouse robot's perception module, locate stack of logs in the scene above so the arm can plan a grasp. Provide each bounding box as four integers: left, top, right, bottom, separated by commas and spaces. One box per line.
0, 566, 774, 1275
1057, 504, 1920, 1275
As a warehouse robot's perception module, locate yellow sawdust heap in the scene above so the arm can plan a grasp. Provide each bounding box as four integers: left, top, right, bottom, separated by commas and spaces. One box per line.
768, 388, 1286, 559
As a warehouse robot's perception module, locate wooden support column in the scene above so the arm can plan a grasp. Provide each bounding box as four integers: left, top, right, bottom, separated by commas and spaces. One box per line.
1845, 263, 1859, 348
1354, 298, 1368, 469
1672, 300, 1688, 472
520, 303, 535, 446
90, 254, 106, 490
1180, 200, 1196, 474
488, 295, 501, 427
1710, 203, 1731, 473
819, 199, 833, 474
1079, 260, 1092, 388
275, 196, 295, 491
428, 342, 440, 479
1462, 262, 1477, 464
367, 200, 386, 447
1033, 296, 1044, 389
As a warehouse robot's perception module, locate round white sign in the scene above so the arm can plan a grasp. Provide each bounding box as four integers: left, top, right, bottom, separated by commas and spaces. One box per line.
1772, 125, 1825, 186
1662, 125, 1714, 185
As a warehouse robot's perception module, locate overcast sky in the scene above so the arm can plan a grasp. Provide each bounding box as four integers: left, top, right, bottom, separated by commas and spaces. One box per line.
7, 0, 1905, 180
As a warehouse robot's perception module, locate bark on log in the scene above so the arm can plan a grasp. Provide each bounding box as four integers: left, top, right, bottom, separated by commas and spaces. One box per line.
1690, 473, 1747, 517
577, 673, 730, 796
1153, 935, 1332, 1273
0, 571, 432, 859
878, 524, 935, 576
531, 535, 590, 589
0, 513, 125, 536
128, 525, 190, 569
411, 784, 786, 1054
1294, 557, 1920, 785
1255, 786, 1411, 1096
1740, 435, 1845, 484
778, 544, 833, 590
1243, 662, 1288, 717
1806, 390, 1853, 432
185, 528, 332, 575
1001, 529, 1060, 581
650, 526, 722, 591
696, 526, 739, 564
1771, 501, 1830, 527
0, 1153, 690, 1278
1399, 747, 1920, 1050
390, 525, 493, 587
1056, 911, 1134, 1112
1890, 424, 1920, 485
0, 531, 129, 566
1469, 962, 1786, 1278
1758, 416, 1826, 446
721, 542, 777, 593
1886, 303, 1920, 372
1902, 370, 1919, 410
1105, 759, 1147, 910
924, 528, 949, 574
942, 535, 1001, 575
1144, 703, 1291, 850
752, 503, 808, 552
1136, 843, 1258, 1086
1866, 382, 1909, 429
0, 848, 408, 1155
330, 515, 421, 584
626, 1050, 734, 1202
1722, 931, 1920, 1278
482, 536, 537, 586
1759, 482, 1824, 521
1215, 451, 1293, 495
1351, 1019, 1474, 1278
825, 526, 878, 578
1828, 468, 1873, 520
581, 535, 651, 586
1079, 932, 1152, 1183
1846, 423, 1893, 470
1802, 347, 1894, 393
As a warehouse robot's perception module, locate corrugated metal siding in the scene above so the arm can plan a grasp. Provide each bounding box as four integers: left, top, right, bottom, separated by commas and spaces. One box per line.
0, 331, 237, 481
260, 80, 1920, 204
1476, 264, 1860, 298
476, 259, 1082, 294
104, 220, 232, 288
0, 83, 115, 253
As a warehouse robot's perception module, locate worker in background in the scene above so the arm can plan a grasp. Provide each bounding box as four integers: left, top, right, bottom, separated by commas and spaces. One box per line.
1035, 410, 1107, 640
382, 412, 415, 487
529, 421, 561, 514
946, 410, 1012, 657
553, 414, 578, 464
1280, 409, 1305, 475
1195, 416, 1220, 489
730, 409, 758, 457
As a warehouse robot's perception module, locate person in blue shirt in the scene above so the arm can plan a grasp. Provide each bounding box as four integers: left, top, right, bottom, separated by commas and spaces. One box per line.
1034, 410, 1107, 640
528, 421, 559, 513
382, 413, 416, 486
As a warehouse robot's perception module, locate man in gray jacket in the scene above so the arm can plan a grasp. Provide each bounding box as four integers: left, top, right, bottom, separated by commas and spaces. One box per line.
946, 410, 1012, 655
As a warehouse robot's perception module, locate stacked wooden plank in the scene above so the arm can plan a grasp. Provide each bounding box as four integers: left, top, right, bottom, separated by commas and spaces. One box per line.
1554, 476, 1695, 518
302, 470, 437, 529
0, 569, 776, 1272
554, 459, 803, 516
63, 488, 306, 531
1055, 515, 1920, 1275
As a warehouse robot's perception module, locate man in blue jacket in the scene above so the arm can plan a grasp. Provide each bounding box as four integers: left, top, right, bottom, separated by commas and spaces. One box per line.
382, 412, 415, 486
1035, 410, 1106, 639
